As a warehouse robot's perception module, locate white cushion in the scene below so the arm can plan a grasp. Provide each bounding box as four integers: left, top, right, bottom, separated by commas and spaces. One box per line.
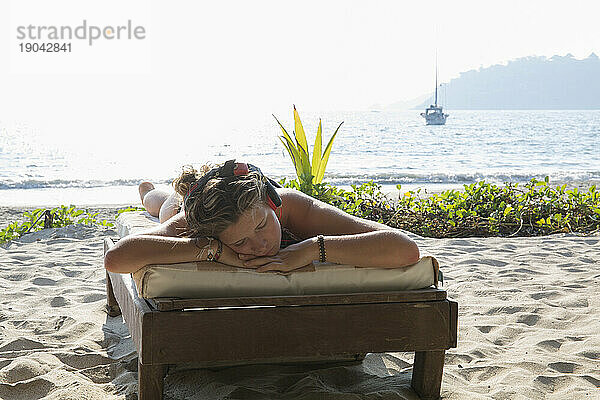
116, 210, 159, 237
116, 211, 440, 299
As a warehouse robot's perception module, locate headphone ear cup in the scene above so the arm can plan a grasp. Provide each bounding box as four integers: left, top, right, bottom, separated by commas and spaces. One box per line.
266, 182, 282, 208
265, 177, 282, 208
248, 164, 282, 208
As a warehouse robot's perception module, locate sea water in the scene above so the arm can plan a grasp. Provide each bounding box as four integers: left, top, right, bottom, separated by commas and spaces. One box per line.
1, 110, 599, 206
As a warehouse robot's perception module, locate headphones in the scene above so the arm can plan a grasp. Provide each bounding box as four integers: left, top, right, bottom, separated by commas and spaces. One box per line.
184, 159, 282, 210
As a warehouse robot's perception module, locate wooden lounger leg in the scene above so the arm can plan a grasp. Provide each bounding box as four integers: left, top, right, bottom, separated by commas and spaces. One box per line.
138, 361, 166, 400
105, 271, 121, 317
411, 350, 445, 400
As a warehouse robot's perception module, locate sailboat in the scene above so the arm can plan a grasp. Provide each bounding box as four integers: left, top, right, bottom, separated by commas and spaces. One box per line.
420, 60, 449, 125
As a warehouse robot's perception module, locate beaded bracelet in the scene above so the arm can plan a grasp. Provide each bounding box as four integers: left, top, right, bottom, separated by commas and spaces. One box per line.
193, 237, 222, 262
207, 239, 222, 262
317, 234, 326, 263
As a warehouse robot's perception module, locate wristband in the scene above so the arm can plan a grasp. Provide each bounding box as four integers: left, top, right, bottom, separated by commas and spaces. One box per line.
206, 238, 222, 262
317, 235, 326, 263
213, 239, 223, 261
193, 237, 222, 262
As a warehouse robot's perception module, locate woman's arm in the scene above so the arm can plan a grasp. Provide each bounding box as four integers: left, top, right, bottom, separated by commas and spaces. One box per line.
104, 211, 244, 273
104, 211, 190, 273
243, 189, 420, 272
104, 235, 203, 273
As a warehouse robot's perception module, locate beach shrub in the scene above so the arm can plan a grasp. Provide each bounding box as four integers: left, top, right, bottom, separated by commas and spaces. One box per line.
274, 105, 343, 196
116, 205, 145, 216
324, 181, 394, 223
319, 178, 600, 238
278, 178, 340, 204
0, 205, 143, 245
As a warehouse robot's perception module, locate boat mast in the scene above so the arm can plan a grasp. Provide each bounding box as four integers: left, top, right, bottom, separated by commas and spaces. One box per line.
434, 51, 438, 107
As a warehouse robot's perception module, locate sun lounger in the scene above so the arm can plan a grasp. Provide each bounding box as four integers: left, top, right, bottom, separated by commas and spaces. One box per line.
104, 212, 458, 400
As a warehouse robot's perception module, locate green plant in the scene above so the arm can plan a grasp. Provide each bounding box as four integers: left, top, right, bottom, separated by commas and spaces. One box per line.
325, 181, 394, 223
273, 105, 343, 196
116, 205, 145, 216
278, 177, 338, 203
390, 178, 599, 237
313, 178, 599, 238
0, 205, 122, 245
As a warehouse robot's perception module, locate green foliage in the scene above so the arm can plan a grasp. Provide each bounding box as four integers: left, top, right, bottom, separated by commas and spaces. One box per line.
325, 181, 394, 224
315, 178, 600, 238
0, 205, 143, 245
274, 105, 343, 196
278, 178, 340, 204
116, 205, 145, 216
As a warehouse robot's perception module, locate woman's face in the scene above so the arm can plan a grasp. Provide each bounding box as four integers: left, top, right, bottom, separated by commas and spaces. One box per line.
218, 204, 281, 257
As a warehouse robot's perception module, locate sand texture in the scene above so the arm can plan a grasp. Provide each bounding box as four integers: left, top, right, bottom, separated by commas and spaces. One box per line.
1, 206, 599, 399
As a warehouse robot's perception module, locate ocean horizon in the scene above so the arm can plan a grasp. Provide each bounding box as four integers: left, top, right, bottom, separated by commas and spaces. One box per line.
1, 109, 599, 207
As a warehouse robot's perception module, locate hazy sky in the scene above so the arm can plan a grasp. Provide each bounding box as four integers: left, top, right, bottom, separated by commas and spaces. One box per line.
1, 0, 599, 142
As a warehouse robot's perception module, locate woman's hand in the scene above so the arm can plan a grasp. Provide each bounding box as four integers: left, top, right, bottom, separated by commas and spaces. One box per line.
238, 238, 318, 273
214, 242, 248, 268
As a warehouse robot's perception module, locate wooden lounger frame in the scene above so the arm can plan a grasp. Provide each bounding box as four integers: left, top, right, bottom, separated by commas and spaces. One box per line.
104, 238, 458, 400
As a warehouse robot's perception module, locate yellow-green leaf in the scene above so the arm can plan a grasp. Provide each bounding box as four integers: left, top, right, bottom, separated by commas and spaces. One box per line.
273, 114, 296, 152
278, 136, 303, 178
311, 119, 322, 183
278, 137, 294, 164
293, 105, 309, 153
296, 142, 313, 183
316, 121, 343, 183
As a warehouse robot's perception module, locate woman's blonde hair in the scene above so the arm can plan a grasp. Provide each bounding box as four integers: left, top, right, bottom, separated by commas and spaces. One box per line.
172, 163, 268, 238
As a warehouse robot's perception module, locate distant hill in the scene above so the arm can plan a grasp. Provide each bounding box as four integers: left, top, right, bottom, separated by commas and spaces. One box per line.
383, 93, 431, 111
412, 53, 600, 110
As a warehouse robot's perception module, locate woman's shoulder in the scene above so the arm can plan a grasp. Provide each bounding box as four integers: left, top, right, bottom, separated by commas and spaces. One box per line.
277, 189, 314, 214
276, 189, 317, 234
277, 188, 312, 203
277, 187, 389, 237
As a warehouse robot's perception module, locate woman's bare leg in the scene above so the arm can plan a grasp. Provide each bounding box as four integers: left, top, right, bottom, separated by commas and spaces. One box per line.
139, 182, 167, 217
158, 192, 181, 223
139, 182, 180, 222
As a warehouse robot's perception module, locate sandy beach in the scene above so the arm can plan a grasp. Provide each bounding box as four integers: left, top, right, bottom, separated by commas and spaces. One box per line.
1, 205, 599, 399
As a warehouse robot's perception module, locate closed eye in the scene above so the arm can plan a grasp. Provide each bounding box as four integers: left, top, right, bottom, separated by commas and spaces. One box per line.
233, 238, 246, 247
256, 218, 267, 230
231, 215, 267, 247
